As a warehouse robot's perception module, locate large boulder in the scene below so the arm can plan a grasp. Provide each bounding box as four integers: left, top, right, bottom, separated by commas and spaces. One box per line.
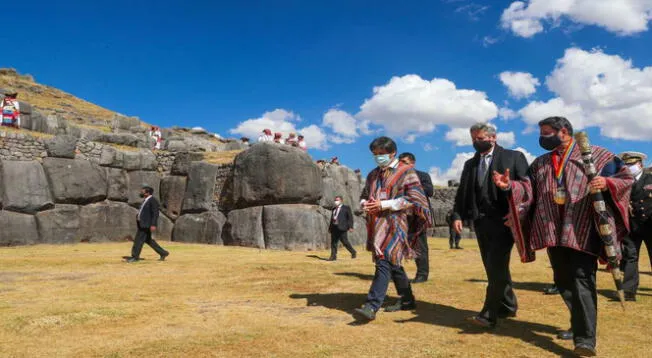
99, 146, 124, 168
35, 205, 81, 244
79, 201, 138, 242
112, 116, 141, 132
223, 206, 265, 248
42, 158, 108, 205
0, 160, 54, 213
123, 151, 142, 171
181, 162, 219, 213
170, 152, 204, 175
127, 171, 160, 207
140, 151, 158, 171
156, 214, 174, 241
0, 210, 40, 246
172, 211, 226, 244
319, 165, 362, 211
231, 143, 322, 209
45, 135, 77, 159
106, 168, 129, 202
160, 175, 186, 220
263, 204, 329, 250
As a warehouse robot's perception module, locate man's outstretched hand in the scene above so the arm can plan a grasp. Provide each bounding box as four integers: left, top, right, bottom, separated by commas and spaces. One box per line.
493, 169, 511, 191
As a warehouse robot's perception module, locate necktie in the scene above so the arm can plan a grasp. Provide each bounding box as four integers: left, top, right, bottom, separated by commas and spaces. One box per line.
478, 154, 491, 184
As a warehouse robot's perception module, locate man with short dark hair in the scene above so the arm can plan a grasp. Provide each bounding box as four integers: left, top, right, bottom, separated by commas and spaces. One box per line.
452, 122, 529, 329
497, 116, 633, 356
328, 195, 356, 261
353, 136, 431, 322
126, 185, 169, 263
398, 152, 434, 283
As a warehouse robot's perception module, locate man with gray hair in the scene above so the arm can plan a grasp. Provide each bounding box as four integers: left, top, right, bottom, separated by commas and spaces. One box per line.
451, 122, 529, 328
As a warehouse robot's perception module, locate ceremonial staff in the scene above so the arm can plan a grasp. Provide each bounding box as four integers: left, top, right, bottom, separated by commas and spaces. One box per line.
574, 132, 626, 309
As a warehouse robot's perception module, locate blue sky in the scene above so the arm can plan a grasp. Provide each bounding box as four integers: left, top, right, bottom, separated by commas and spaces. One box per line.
3, 1, 652, 183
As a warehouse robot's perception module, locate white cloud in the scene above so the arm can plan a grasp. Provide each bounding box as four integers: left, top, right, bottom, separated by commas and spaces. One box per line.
423, 143, 436, 152
445, 125, 516, 147
229, 108, 329, 150
518, 48, 652, 140
501, 0, 652, 38
498, 106, 518, 120
322, 109, 359, 140
514, 146, 537, 164
357, 75, 498, 140
499, 71, 540, 99
429, 152, 475, 186
482, 35, 500, 47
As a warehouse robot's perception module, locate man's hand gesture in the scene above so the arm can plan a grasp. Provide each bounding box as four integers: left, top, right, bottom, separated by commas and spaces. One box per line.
492, 169, 511, 191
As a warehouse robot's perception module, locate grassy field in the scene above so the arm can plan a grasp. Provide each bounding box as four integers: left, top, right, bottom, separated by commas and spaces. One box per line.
0, 238, 650, 357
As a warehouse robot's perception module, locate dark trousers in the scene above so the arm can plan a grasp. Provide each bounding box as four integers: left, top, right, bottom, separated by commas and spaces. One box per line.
131, 225, 168, 259
365, 259, 414, 311
449, 227, 461, 248
414, 232, 429, 279
329, 229, 356, 259
621, 222, 652, 294
548, 246, 598, 348
474, 216, 518, 323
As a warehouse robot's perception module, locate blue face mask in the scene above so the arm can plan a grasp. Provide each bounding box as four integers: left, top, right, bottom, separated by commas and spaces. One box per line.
374, 154, 392, 167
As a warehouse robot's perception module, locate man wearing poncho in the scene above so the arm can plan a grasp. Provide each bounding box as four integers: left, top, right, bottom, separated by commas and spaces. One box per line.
353, 136, 431, 322
494, 117, 633, 357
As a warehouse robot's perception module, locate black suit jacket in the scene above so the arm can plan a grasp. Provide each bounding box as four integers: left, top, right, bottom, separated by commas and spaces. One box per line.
137, 196, 160, 230
452, 145, 529, 221
630, 171, 652, 230
329, 205, 354, 232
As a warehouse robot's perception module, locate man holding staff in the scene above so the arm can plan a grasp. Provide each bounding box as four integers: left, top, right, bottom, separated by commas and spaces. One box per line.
494, 116, 633, 356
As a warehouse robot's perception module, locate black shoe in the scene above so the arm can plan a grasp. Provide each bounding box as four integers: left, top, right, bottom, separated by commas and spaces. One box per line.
543, 285, 559, 295
466, 315, 495, 329
449, 246, 454, 249
326, 257, 336, 261
625, 291, 636, 302
351, 252, 357, 259
126, 257, 140, 263
159, 252, 169, 261
556, 329, 573, 340
352, 305, 376, 321
573, 344, 596, 357
384, 299, 417, 312
455, 246, 463, 250
411, 276, 427, 283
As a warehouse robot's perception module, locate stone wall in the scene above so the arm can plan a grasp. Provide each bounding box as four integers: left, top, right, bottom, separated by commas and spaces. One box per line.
0, 131, 47, 161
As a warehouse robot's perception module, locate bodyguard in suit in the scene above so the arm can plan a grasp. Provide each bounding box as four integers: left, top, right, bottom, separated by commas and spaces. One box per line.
451, 122, 529, 328
619, 151, 652, 301
126, 185, 169, 263
398, 152, 434, 283
328, 196, 357, 261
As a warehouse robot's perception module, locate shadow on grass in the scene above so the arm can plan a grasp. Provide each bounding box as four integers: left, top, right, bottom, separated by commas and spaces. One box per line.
306, 255, 330, 261
333, 272, 374, 281
290, 292, 575, 357
466, 278, 551, 293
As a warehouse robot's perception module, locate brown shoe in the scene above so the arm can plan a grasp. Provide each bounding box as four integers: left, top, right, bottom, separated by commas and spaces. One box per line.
466, 315, 495, 329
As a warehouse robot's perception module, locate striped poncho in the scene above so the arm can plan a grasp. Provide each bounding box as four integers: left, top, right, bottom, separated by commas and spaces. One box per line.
508, 145, 633, 263
363, 162, 432, 265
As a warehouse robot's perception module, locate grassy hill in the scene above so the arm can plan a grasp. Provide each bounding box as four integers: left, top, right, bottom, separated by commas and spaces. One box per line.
0, 68, 122, 126
0, 239, 649, 357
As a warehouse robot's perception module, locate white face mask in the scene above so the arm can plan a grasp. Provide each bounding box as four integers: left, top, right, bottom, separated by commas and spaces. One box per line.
334, 200, 342, 206
628, 163, 642, 176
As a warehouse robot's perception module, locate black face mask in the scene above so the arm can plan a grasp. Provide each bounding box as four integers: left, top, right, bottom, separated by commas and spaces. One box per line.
139, 193, 146, 198
473, 140, 493, 153
539, 134, 562, 151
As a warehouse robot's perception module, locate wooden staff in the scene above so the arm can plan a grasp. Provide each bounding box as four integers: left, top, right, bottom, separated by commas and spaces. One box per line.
574, 132, 626, 309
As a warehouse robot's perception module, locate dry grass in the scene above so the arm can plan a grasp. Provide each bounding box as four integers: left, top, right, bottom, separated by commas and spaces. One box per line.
202, 150, 242, 165
1, 71, 118, 124
0, 239, 650, 357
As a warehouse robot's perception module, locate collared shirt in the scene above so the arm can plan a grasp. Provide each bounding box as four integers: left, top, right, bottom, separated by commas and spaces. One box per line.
137, 195, 152, 221
478, 146, 494, 171
332, 204, 342, 221
636, 171, 643, 181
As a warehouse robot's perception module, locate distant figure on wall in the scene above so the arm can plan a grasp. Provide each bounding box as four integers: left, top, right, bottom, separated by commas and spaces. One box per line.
1, 91, 20, 128
297, 134, 307, 151
285, 132, 298, 146
126, 185, 169, 263
258, 129, 274, 142
149, 126, 162, 150
273, 132, 283, 144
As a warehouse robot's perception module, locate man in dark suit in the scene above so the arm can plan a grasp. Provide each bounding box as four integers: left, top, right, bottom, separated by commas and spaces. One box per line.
619, 151, 652, 302
126, 185, 169, 263
399, 152, 434, 283
328, 195, 357, 261
452, 122, 529, 328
